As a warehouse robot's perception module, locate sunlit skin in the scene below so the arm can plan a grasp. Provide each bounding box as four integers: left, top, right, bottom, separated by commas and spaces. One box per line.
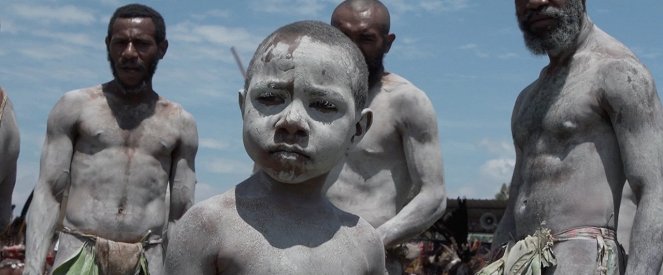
24, 14, 198, 275
165, 30, 385, 275
0, 87, 20, 231
493, 0, 663, 274
326, 1, 446, 274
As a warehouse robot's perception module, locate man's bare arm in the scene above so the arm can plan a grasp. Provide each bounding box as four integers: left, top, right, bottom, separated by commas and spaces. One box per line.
0, 98, 20, 229
24, 93, 80, 274
376, 91, 446, 248
603, 60, 663, 274
168, 109, 198, 226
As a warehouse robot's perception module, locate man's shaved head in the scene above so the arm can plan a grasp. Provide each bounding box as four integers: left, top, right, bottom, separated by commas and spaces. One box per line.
331, 0, 395, 88
332, 0, 391, 35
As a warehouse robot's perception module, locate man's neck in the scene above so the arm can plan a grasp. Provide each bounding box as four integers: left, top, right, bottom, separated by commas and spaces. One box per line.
546, 14, 594, 72
106, 80, 156, 103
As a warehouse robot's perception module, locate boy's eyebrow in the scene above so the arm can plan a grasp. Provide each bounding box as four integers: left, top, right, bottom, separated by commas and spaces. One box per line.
255, 80, 293, 90
307, 85, 345, 102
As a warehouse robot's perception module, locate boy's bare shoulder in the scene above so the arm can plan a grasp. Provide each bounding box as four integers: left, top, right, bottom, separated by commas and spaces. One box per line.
334, 208, 382, 243
177, 188, 238, 232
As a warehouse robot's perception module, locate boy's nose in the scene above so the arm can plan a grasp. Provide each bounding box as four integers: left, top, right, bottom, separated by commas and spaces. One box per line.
274, 102, 310, 142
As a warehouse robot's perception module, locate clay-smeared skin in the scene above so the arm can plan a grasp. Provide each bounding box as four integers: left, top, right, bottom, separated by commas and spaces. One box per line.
0, 88, 20, 231
165, 30, 384, 275
326, 2, 446, 274
495, 2, 663, 274
24, 14, 198, 275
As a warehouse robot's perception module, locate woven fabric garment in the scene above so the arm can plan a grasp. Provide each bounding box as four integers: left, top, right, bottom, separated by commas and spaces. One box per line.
478, 227, 622, 275
52, 227, 159, 275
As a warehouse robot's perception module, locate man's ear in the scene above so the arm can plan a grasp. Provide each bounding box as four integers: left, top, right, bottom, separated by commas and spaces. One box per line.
383, 33, 396, 54
158, 39, 169, 59
352, 108, 373, 144
105, 36, 111, 52
238, 89, 246, 118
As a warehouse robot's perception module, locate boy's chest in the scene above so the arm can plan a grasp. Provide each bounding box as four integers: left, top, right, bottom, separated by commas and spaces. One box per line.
220, 244, 369, 275
218, 220, 369, 274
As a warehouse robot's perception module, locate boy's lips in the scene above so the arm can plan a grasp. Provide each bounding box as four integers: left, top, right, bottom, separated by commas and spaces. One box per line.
269, 145, 310, 160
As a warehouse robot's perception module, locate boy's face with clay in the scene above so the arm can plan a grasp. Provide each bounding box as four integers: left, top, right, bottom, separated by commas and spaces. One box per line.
242, 33, 369, 184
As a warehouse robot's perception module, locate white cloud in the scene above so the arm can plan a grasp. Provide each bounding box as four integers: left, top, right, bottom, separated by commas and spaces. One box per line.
390, 0, 469, 14
419, 0, 469, 12
248, 0, 335, 16
10, 4, 97, 26
498, 52, 519, 60
190, 9, 233, 21
170, 22, 261, 53
17, 44, 82, 60
458, 43, 489, 58
478, 138, 514, 158
447, 139, 515, 199
392, 37, 433, 60
30, 30, 98, 48
479, 158, 515, 183
0, 19, 18, 34
199, 138, 230, 150
205, 158, 253, 175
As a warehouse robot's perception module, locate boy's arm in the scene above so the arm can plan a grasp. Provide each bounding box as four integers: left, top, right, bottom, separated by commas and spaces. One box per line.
365, 223, 387, 275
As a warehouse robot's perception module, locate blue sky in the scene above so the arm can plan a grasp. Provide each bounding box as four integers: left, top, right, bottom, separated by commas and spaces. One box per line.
1, 0, 662, 212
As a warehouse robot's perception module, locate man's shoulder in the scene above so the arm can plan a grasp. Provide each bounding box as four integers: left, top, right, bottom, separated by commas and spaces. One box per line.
155, 96, 196, 123
380, 72, 432, 107
60, 85, 103, 102
381, 73, 425, 95
585, 26, 644, 70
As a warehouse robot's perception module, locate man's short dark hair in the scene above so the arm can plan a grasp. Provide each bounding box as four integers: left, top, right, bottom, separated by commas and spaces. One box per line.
107, 3, 166, 43
246, 20, 369, 110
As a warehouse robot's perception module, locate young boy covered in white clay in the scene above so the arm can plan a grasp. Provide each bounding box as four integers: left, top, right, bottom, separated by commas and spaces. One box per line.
165, 21, 385, 275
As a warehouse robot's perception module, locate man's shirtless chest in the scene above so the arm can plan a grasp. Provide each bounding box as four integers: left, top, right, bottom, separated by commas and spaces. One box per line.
512, 63, 609, 148
76, 94, 181, 158
350, 86, 403, 160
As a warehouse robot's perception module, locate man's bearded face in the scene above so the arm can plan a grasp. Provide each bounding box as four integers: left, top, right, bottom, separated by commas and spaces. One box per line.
109, 52, 159, 94
517, 0, 584, 55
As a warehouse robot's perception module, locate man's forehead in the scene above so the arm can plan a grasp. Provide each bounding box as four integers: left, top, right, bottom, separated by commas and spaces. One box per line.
112, 17, 155, 31
333, 5, 387, 32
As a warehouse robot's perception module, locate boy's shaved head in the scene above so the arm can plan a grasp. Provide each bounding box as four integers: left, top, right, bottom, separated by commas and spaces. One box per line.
246, 20, 369, 110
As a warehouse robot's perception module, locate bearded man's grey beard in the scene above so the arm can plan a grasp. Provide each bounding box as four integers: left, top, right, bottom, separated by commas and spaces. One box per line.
518, 0, 584, 56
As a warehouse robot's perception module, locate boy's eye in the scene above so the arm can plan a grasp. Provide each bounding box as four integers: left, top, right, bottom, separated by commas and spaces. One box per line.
257, 92, 284, 106
310, 100, 337, 113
